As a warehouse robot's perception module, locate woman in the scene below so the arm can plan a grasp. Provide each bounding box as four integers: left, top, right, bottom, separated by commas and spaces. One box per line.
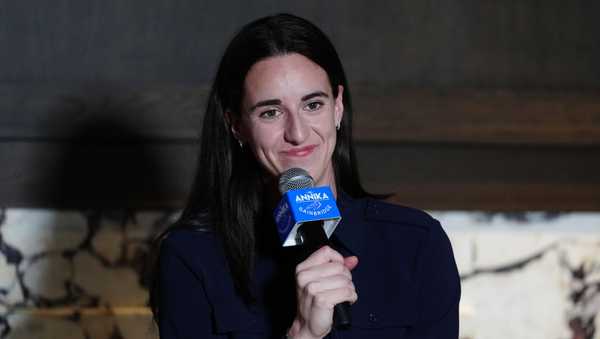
151, 13, 460, 339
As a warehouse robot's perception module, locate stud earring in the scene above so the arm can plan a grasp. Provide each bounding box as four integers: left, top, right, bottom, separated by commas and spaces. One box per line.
230, 125, 243, 148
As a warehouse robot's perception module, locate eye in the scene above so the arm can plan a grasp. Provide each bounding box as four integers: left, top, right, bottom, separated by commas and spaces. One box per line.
259, 109, 282, 119
305, 101, 324, 112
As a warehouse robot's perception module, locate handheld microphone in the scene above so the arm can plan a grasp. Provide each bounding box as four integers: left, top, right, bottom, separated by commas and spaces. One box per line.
273, 168, 352, 328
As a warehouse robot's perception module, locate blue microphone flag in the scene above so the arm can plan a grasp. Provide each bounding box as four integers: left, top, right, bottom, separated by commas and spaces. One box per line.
273, 186, 342, 247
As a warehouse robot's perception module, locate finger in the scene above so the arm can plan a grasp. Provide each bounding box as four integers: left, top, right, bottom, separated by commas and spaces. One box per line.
303, 275, 355, 297
296, 246, 344, 272
343, 256, 359, 271
296, 262, 352, 286
311, 287, 359, 310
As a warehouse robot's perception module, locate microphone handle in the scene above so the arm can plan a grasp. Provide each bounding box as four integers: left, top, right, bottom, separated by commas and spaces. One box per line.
297, 221, 352, 328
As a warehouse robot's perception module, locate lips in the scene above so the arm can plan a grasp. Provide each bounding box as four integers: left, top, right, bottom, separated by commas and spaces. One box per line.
282, 144, 318, 157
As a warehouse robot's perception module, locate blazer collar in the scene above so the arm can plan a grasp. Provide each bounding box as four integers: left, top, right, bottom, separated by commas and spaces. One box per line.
331, 191, 367, 257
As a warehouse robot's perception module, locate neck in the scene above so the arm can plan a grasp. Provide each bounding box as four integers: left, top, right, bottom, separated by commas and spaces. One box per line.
314, 163, 338, 198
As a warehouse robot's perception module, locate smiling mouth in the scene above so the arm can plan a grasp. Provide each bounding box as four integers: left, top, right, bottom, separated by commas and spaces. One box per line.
282, 145, 318, 157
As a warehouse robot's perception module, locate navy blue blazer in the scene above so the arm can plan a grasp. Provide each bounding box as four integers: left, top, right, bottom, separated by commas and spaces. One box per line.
158, 193, 461, 338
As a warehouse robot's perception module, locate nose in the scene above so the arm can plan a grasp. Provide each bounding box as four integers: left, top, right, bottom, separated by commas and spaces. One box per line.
284, 110, 309, 145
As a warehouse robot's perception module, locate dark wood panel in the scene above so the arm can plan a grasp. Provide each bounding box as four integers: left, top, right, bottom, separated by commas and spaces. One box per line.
357, 143, 600, 211
0, 141, 197, 208
3, 86, 600, 146
1, 1, 599, 86
353, 88, 600, 145
2, 1, 600, 210
2, 141, 599, 210
0, 83, 206, 140
356, 143, 600, 187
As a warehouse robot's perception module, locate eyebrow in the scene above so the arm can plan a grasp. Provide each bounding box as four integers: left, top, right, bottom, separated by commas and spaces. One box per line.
302, 91, 329, 101
248, 91, 329, 112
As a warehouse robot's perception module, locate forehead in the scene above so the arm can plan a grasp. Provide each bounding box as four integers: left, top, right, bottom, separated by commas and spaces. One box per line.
243, 53, 331, 102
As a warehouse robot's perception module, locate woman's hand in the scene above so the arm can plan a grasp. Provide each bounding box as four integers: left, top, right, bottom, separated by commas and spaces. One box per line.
287, 246, 359, 339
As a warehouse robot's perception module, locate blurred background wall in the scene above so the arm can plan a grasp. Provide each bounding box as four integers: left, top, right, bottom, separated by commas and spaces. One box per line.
1, 1, 599, 338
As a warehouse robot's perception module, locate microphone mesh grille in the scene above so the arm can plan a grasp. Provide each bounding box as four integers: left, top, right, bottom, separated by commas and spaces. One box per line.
278, 168, 315, 193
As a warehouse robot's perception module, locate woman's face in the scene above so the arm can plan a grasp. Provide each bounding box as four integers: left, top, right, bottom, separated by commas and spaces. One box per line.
234, 53, 344, 190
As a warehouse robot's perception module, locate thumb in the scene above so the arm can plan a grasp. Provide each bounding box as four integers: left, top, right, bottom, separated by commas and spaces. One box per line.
343, 256, 359, 271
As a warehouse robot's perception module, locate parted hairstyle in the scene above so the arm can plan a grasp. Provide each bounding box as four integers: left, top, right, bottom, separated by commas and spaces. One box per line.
149, 13, 373, 323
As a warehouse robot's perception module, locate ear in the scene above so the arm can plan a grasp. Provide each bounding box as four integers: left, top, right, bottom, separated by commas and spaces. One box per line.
334, 85, 345, 127
224, 111, 243, 141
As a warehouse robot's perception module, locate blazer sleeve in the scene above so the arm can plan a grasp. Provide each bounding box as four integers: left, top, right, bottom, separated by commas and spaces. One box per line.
158, 235, 223, 339
407, 220, 461, 339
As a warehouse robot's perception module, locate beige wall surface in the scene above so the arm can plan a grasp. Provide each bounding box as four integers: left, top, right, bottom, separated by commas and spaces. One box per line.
0, 208, 598, 339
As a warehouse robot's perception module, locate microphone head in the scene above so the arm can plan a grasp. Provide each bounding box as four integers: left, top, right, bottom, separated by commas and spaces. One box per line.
278, 168, 314, 193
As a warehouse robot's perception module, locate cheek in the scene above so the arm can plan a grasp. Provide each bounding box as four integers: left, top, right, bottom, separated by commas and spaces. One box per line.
326, 128, 337, 156
247, 124, 282, 157
317, 115, 337, 144
325, 120, 339, 160
310, 119, 337, 163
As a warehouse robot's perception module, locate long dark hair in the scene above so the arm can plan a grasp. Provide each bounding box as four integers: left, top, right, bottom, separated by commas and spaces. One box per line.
150, 13, 372, 322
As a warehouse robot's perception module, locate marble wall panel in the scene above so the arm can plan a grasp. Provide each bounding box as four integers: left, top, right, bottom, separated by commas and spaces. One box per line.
433, 212, 600, 339
0, 208, 598, 339
0, 208, 174, 339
